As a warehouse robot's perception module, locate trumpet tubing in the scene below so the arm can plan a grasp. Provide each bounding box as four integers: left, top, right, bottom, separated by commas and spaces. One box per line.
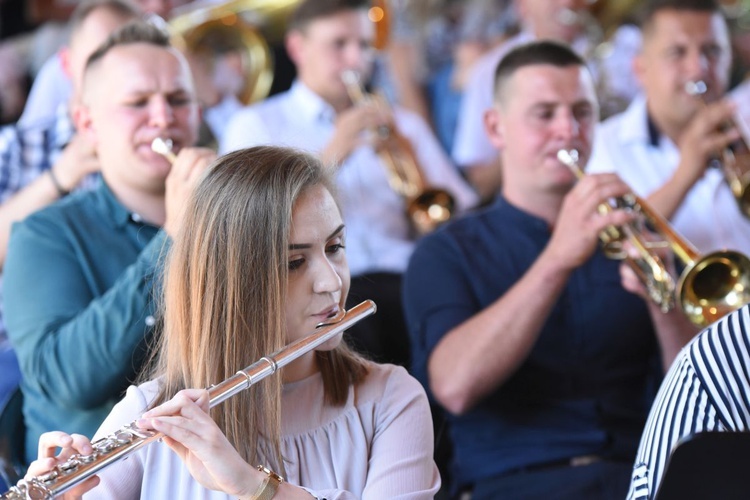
685, 80, 750, 218
2, 300, 377, 500
557, 149, 677, 312
340, 70, 456, 235
557, 149, 750, 326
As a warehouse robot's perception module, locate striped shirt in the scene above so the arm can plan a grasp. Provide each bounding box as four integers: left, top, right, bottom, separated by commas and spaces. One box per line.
627, 305, 750, 499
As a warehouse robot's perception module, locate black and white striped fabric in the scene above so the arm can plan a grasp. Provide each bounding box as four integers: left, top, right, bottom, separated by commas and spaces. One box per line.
627, 305, 750, 499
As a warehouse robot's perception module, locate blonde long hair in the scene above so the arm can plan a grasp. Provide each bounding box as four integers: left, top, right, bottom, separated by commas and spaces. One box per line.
144, 146, 368, 471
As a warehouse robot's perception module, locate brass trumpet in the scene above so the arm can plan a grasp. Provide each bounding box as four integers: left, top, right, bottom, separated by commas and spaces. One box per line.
557, 149, 750, 326
341, 70, 456, 235
685, 80, 750, 218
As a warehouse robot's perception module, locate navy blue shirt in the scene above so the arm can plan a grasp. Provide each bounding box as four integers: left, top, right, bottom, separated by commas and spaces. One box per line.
403, 196, 662, 489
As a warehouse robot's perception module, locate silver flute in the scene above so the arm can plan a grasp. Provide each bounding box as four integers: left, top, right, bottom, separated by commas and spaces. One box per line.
3, 300, 377, 500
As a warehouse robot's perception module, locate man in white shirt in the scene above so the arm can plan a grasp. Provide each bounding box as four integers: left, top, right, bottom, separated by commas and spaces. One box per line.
587, 0, 750, 255
222, 0, 477, 368
453, 0, 642, 201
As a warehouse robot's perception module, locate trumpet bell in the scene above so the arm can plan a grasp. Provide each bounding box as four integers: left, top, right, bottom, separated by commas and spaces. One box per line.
678, 250, 750, 326
407, 188, 456, 236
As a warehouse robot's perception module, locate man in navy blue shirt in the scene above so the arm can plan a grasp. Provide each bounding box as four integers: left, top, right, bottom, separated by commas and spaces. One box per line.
403, 41, 697, 499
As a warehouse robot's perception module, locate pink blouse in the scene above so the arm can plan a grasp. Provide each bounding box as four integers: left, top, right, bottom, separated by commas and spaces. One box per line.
84, 363, 440, 499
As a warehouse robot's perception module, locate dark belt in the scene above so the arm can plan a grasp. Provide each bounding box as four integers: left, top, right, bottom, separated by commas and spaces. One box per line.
506, 454, 606, 476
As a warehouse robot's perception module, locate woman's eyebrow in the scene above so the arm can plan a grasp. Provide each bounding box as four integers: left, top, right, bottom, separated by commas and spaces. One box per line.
289, 224, 345, 250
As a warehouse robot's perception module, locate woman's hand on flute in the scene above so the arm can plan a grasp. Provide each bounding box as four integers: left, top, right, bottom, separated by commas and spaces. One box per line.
27, 431, 100, 499
136, 388, 264, 498
137, 390, 314, 499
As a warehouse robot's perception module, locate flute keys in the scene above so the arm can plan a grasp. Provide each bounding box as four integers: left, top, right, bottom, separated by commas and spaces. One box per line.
78, 453, 97, 464
58, 457, 79, 473
95, 437, 118, 453
114, 430, 135, 445
37, 470, 58, 482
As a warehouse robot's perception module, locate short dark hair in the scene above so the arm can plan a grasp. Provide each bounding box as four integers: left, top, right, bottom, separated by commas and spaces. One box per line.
288, 0, 369, 32
69, 0, 141, 38
641, 0, 722, 34
84, 20, 171, 72
493, 41, 586, 101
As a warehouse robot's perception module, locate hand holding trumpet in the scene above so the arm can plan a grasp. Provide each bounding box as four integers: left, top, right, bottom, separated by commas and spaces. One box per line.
319, 95, 393, 168
557, 148, 750, 326
675, 95, 739, 187
151, 138, 216, 237
545, 171, 636, 270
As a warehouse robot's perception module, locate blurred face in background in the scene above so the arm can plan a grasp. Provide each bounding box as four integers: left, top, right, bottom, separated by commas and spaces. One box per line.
517, 0, 590, 43
286, 8, 375, 112
63, 6, 138, 99
80, 43, 200, 195
635, 8, 731, 132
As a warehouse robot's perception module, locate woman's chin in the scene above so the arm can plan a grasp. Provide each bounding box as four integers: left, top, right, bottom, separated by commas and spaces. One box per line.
316, 333, 344, 352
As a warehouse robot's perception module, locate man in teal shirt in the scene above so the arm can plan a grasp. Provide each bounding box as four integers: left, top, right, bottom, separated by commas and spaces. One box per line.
4, 21, 215, 463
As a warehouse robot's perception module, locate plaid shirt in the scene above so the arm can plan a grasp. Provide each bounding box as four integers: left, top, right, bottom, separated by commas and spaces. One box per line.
0, 104, 74, 204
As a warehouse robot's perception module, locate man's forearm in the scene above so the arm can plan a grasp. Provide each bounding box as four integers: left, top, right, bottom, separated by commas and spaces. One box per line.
427, 249, 572, 415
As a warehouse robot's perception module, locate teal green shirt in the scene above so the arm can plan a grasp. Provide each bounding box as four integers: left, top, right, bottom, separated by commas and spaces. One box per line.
4, 181, 167, 463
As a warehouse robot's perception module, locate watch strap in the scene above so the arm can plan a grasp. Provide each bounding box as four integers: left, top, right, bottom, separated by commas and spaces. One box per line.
253, 465, 283, 500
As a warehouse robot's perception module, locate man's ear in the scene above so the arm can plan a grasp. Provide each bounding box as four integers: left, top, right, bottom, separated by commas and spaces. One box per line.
59, 46, 73, 79
515, 0, 529, 23
74, 103, 96, 144
484, 106, 506, 151
285, 30, 305, 68
632, 52, 646, 89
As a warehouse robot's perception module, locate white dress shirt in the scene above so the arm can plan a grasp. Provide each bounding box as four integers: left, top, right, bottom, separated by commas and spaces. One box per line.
452, 26, 642, 169
587, 94, 750, 255
18, 53, 72, 128
221, 81, 478, 277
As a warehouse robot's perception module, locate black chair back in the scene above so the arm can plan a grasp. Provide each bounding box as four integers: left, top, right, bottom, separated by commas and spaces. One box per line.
0, 388, 24, 494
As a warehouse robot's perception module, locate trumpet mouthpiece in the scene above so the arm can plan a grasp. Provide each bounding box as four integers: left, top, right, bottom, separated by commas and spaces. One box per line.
151, 137, 176, 163
685, 80, 707, 96
341, 70, 360, 86
556, 149, 579, 166
557, 149, 585, 179
557, 7, 580, 26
